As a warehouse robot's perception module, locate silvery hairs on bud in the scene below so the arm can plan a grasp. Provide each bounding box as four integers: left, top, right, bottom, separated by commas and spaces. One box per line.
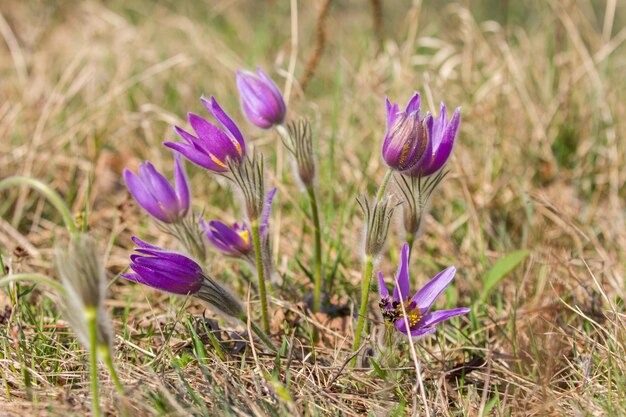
54, 234, 113, 351
395, 170, 447, 236
357, 195, 396, 258
283, 119, 316, 187
228, 152, 265, 221
196, 274, 245, 319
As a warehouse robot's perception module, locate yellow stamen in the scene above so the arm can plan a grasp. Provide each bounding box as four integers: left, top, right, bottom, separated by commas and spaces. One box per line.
209, 153, 227, 168
238, 229, 250, 245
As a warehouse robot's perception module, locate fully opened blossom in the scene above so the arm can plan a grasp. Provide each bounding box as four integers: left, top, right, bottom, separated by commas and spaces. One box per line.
407, 103, 461, 177
236, 68, 286, 129
382, 93, 430, 171
122, 237, 243, 318
378, 243, 470, 338
165, 97, 246, 172
201, 188, 277, 259
123, 156, 190, 223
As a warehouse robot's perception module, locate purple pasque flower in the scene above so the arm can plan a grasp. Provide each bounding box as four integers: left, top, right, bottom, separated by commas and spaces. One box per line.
378, 243, 470, 338
165, 96, 246, 172
122, 237, 204, 295
382, 93, 430, 171
201, 188, 277, 258
236, 68, 286, 129
407, 103, 460, 177
123, 155, 190, 223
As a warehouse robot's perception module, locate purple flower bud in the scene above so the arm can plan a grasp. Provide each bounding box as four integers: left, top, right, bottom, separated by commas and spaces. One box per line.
123, 156, 190, 223
407, 103, 461, 177
122, 237, 205, 295
382, 93, 430, 171
165, 97, 246, 172
201, 188, 277, 259
378, 243, 470, 338
236, 68, 286, 129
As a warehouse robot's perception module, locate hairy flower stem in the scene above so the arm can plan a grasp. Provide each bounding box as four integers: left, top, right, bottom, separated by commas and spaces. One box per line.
86, 307, 101, 417
306, 185, 323, 313
251, 221, 270, 333
239, 313, 276, 351
375, 169, 393, 202
351, 255, 374, 367
98, 345, 125, 395
0, 177, 77, 236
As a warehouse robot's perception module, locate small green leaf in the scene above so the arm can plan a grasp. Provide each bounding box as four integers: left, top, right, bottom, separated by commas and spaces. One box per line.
480, 250, 530, 302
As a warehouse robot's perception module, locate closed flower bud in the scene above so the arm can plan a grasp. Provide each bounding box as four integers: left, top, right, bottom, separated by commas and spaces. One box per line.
123, 156, 190, 223
236, 68, 286, 129
382, 93, 430, 171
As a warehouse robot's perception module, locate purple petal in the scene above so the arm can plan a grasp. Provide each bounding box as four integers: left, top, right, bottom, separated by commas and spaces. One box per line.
124, 169, 169, 222
173, 154, 190, 215
187, 113, 240, 164
385, 97, 400, 127
164, 140, 226, 172
392, 243, 411, 301
405, 92, 421, 114
418, 307, 470, 328
408, 327, 437, 338
378, 271, 389, 299
201, 97, 245, 154
420, 107, 460, 176
126, 264, 201, 295
411, 266, 456, 311
138, 162, 179, 218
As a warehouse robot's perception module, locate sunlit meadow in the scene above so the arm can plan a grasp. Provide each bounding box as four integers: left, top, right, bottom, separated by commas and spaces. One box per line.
1, 1, 625, 416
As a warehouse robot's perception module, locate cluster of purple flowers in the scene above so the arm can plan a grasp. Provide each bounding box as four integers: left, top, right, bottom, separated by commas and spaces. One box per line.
121, 62, 469, 350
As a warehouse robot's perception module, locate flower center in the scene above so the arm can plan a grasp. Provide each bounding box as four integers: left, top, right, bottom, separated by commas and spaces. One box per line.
379, 297, 422, 327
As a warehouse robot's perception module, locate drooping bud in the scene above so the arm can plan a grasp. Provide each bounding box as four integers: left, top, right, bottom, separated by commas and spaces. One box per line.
236, 68, 287, 129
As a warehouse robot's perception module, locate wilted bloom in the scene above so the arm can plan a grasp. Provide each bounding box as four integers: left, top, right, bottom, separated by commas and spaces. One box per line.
123, 156, 190, 223
165, 97, 246, 172
378, 243, 470, 338
201, 188, 276, 259
122, 237, 244, 318
407, 103, 460, 177
236, 67, 286, 129
54, 234, 113, 351
382, 93, 430, 171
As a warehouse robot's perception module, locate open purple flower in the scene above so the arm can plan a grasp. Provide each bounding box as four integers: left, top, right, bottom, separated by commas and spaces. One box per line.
378, 243, 469, 338
236, 68, 286, 129
407, 103, 460, 177
201, 188, 277, 259
123, 156, 190, 223
165, 97, 246, 172
382, 93, 430, 171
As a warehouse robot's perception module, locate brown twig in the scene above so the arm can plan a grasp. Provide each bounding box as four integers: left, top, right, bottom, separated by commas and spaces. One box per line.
299, 0, 332, 93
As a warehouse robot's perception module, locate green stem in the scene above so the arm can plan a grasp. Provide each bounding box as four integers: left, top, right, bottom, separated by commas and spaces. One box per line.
351, 255, 374, 367
305, 185, 323, 313
0, 273, 66, 295
250, 221, 270, 333
86, 307, 101, 417
375, 169, 393, 202
244, 315, 277, 352
0, 177, 77, 235
98, 344, 125, 395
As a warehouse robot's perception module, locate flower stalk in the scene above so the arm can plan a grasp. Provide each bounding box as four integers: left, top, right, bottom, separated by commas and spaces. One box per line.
86, 306, 102, 417
351, 255, 374, 367
250, 220, 270, 333
306, 184, 323, 313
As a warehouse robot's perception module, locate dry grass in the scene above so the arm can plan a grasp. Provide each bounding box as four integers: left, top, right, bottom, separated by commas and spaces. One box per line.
1, 0, 625, 415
